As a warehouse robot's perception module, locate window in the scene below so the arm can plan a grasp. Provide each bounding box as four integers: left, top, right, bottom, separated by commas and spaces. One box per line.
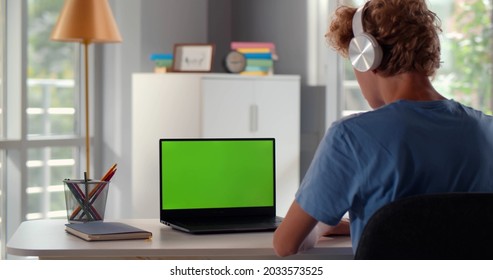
26, 0, 82, 219
1, 0, 84, 259
339, 0, 493, 116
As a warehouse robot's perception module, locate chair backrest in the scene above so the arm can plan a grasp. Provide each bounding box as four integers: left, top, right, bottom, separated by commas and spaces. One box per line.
354, 192, 493, 260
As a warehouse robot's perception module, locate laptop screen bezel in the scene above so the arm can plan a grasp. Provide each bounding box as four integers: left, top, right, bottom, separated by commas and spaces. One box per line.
159, 138, 277, 222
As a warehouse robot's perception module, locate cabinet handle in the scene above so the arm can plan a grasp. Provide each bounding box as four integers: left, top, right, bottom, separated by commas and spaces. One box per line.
250, 104, 258, 132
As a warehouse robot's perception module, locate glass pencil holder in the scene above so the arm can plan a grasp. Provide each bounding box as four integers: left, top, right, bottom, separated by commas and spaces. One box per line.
63, 179, 110, 223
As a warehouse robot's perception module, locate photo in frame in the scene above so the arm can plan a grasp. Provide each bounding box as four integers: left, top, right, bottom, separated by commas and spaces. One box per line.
172, 44, 215, 72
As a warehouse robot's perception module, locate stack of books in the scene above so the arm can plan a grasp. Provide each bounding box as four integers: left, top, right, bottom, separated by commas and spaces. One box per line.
230, 42, 277, 76
150, 53, 173, 73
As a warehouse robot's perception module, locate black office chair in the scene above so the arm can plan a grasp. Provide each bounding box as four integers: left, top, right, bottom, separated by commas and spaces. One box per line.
354, 192, 493, 260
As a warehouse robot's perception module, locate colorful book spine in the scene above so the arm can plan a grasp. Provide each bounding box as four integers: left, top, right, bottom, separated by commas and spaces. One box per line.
231, 42, 276, 52
240, 71, 269, 76
150, 53, 173, 60
236, 47, 271, 54
243, 53, 272, 59
246, 59, 274, 68
244, 66, 272, 73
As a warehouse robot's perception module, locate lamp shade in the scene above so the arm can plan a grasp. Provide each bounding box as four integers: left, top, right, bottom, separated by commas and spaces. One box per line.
51, 0, 122, 43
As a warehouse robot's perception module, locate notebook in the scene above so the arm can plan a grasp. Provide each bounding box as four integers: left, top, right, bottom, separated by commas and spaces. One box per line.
159, 138, 283, 233
65, 222, 152, 241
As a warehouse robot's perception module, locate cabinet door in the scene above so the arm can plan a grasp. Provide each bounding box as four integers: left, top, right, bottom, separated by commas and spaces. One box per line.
253, 79, 300, 217
253, 79, 299, 137
202, 78, 254, 137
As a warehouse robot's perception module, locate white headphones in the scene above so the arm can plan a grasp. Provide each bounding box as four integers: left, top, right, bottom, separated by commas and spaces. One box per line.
349, 3, 383, 72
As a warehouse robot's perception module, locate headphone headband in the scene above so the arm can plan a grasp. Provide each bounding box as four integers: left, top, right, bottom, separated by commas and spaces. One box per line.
352, 5, 365, 36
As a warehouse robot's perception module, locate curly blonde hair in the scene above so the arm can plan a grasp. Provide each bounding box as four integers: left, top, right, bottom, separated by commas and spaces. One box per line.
326, 0, 442, 77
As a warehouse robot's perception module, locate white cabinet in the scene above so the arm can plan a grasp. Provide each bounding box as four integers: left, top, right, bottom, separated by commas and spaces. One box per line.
131, 73, 300, 218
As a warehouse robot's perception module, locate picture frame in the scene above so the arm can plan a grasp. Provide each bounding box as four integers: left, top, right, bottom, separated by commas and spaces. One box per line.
172, 43, 215, 72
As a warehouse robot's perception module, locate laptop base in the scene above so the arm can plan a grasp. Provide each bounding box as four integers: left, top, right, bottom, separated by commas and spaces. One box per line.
161, 216, 284, 234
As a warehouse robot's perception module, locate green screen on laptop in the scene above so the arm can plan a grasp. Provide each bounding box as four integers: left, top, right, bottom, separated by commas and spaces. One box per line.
160, 139, 275, 210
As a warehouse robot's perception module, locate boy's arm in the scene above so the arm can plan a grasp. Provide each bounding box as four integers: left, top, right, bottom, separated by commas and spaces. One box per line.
273, 201, 350, 257
273, 201, 318, 257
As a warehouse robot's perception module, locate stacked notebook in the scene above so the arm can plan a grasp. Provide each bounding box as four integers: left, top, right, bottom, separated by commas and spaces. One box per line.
65, 222, 152, 241
230, 42, 277, 76
149, 53, 173, 73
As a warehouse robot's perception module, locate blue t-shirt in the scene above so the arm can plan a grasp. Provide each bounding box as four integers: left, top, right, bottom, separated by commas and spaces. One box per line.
296, 99, 493, 252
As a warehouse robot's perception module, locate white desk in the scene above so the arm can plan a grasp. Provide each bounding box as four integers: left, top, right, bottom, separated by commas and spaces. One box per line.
7, 219, 353, 260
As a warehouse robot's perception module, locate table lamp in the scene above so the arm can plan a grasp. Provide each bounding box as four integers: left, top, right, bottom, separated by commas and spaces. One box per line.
51, 0, 122, 178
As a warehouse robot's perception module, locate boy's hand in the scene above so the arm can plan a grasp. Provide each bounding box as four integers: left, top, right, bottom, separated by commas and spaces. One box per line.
321, 218, 350, 236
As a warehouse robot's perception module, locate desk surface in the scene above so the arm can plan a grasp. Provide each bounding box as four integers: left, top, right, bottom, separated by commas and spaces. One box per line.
7, 219, 353, 260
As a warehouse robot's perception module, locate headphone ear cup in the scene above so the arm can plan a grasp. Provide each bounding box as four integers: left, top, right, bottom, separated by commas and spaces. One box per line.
349, 33, 383, 72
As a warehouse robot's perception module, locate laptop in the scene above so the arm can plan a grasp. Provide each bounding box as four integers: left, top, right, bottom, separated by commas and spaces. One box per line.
159, 138, 283, 233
